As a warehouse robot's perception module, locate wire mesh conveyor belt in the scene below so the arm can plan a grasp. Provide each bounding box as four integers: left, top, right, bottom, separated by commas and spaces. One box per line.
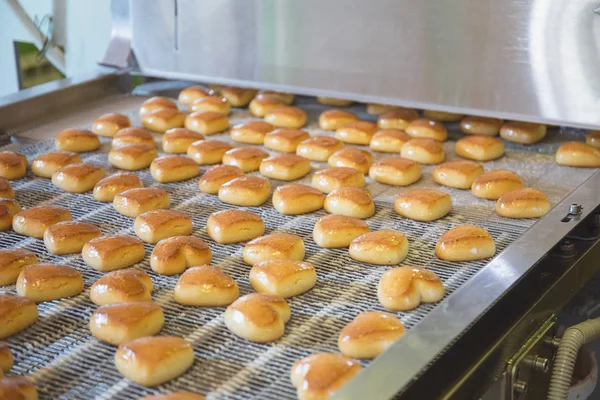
0, 93, 595, 400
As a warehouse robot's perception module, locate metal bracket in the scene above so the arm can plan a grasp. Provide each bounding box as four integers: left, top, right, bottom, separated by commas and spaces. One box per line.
561, 203, 583, 222
100, 0, 132, 69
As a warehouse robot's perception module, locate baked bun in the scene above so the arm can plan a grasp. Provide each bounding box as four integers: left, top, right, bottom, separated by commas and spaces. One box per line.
108, 144, 158, 171
0, 248, 37, 286
184, 111, 229, 135
0, 199, 21, 232
206, 209, 264, 244
290, 353, 362, 399
335, 121, 377, 145
0, 178, 14, 199
296, 136, 344, 161
496, 188, 551, 219
230, 121, 274, 144
259, 154, 312, 181
555, 142, 600, 167
187, 140, 233, 165
199, 165, 244, 194
224, 293, 290, 342
112, 128, 156, 148
113, 188, 170, 217
264, 106, 307, 129
13, 206, 72, 238
249, 96, 285, 117
250, 259, 316, 298
319, 110, 359, 131
405, 119, 448, 141
377, 108, 419, 130
401, 138, 445, 164
328, 148, 373, 174
93, 173, 144, 202
378, 266, 444, 311
369, 129, 411, 153
150, 236, 212, 275
134, 210, 193, 244
139, 96, 178, 115
218, 176, 271, 206
83, 235, 145, 272
190, 96, 230, 115
272, 184, 325, 215
460, 116, 503, 136
243, 233, 305, 265
43, 221, 101, 255
367, 103, 398, 115
31, 151, 82, 178
0, 376, 38, 399
92, 113, 131, 137
369, 157, 421, 186
423, 110, 464, 122
256, 91, 294, 105
16, 264, 83, 302
264, 128, 310, 153
436, 224, 495, 261
313, 214, 370, 248
90, 302, 164, 345
55, 129, 100, 153
338, 311, 405, 359
349, 229, 408, 265
0, 152, 27, 180
0, 295, 37, 339
312, 167, 365, 194
220, 87, 256, 107
432, 160, 484, 189
161, 128, 205, 154
139, 392, 206, 400
455, 135, 505, 161
587, 130, 600, 148
0, 342, 13, 372
222, 147, 269, 172
324, 187, 374, 219
317, 97, 353, 107
394, 188, 452, 221
471, 170, 523, 200
500, 121, 547, 144
150, 155, 200, 183
52, 163, 104, 193
90, 269, 153, 305
174, 265, 239, 306
178, 86, 213, 105
141, 109, 186, 133
114, 336, 194, 386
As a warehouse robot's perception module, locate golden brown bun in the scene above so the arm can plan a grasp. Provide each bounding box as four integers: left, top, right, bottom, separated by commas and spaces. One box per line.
16, 263, 83, 302
259, 154, 312, 181
139, 392, 206, 400
455, 135, 504, 161
224, 293, 290, 342
338, 311, 405, 359
0, 295, 37, 339
324, 187, 374, 219
243, 233, 305, 265
93, 173, 144, 202
369, 157, 421, 186
313, 214, 370, 248
328, 148, 373, 174
230, 121, 274, 144
55, 129, 100, 153
150, 236, 212, 275
335, 121, 378, 145
249, 97, 285, 117
349, 229, 408, 265
587, 130, 600, 148
218, 176, 271, 206
378, 266, 444, 311
140, 97, 178, 115
112, 128, 156, 148
256, 91, 294, 105
142, 109, 186, 133
317, 97, 353, 107
272, 184, 325, 215
264, 106, 307, 129
43, 221, 101, 255
405, 119, 448, 141
460, 116, 503, 136
187, 140, 233, 165
250, 259, 316, 298
369, 129, 411, 153
90, 301, 164, 345
264, 128, 310, 153
319, 110, 359, 131
0, 376, 38, 400
394, 188, 452, 221
0, 342, 13, 372
108, 144, 158, 171
496, 188, 551, 219
311, 167, 366, 194
423, 110, 464, 122
51, 163, 104, 193
150, 155, 200, 183
184, 111, 229, 135
500, 121, 547, 144
0, 199, 21, 232
161, 128, 205, 154
13, 206, 72, 238
555, 142, 600, 167
290, 353, 362, 399
199, 165, 244, 194
401, 138, 445, 164
90, 269, 153, 305
189, 96, 229, 115
435, 224, 496, 261
115, 336, 194, 387
432, 160, 484, 189
377, 108, 419, 130
366, 103, 399, 115
92, 113, 131, 137
174, 265, 239, 306
178, 86, 213, 105
0, 248, 37, 286
0, 178, 15, 199
206, 209, 264, 244
113, 188, 170, 217
222, 147, 269, 172
0, 152, 27, 180
220, 87, 257, 107
471, 170, 523, 200
296, 136, 344, 161
134, 210, 193, 244
31, 151, 82, 178
83, 235, 145, 272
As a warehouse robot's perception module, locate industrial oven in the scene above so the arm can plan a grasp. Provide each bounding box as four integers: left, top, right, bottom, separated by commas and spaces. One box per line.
1, 1, 600, 399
